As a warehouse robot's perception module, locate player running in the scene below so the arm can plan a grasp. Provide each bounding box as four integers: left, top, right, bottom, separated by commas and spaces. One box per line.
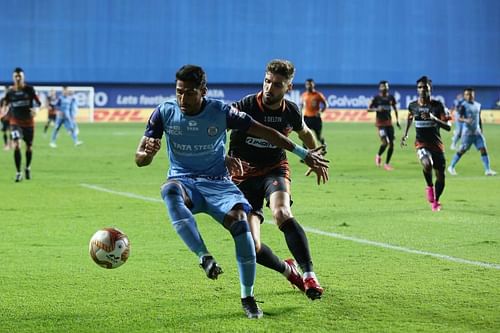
43, 90, 58, 135
135, 64, 328, 319
367, 80, 400, 170
3, 68, 41, 182
228, 59, 328, 300
1, 87, 11, 150
447, 87, 496, 176
401, 76, 451, 211
49, 86, 83, 148
300, 78, 329, 154
449, 93, 464, 150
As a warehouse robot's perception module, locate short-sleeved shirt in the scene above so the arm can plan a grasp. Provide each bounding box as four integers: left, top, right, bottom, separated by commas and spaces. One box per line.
301, 91, 327, 117
459, 100, 482, 135
407, 99, 448, 152
369, 95, 396, 127
4, 85, 40, 127
56, 95, 78, 118
229, 92, 303, 182
144, 98, 253, 179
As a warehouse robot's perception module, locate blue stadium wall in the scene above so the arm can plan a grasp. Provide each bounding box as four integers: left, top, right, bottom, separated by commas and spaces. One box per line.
1, 0, 500, 86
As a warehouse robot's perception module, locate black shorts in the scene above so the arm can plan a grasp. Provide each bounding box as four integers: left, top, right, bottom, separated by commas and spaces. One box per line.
377, 125, 395, 142
304, 116, 322, 133
10, 125, 34, 146
417, 148, 446, 171
237, 168, 292, 222
48, 114, 56, 121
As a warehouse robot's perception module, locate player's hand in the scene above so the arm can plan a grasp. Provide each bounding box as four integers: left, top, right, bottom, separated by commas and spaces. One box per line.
144, 137, 161, 156
396, 121, 401, 129
304, 146, 329, 185
225, 155, 251, 177
429, 113, 438, 121
400, 135, 408, 148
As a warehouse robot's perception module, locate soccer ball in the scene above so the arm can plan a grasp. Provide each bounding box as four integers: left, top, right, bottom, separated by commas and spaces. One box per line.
89, 227, 130, 269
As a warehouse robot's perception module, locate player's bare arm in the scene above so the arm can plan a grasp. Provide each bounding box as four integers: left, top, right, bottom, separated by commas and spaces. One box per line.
392, 101, 401, 129
401, 112, 413, 147
135, 136, 161, 167
429, 113, 451, 131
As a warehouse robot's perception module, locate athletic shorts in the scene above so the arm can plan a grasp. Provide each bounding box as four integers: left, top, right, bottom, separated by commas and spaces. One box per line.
416, 148, 446, 171
460, 133, 486, 151
161, 176, 251, 224
55, 116, 76, 132
237, 167, 291, 222
304, 116, 322, 133
10, 125, 34, 146
377, 125, 395, 142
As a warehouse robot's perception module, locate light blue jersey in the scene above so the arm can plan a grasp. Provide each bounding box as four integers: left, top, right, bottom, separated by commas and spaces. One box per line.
57, 95, 77, 118
145, 98, 252, 179
459, 100, 482, 135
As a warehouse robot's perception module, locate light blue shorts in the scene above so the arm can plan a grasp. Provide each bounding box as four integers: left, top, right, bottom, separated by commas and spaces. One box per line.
460, 133, 486, 151
166, 176, 251, 224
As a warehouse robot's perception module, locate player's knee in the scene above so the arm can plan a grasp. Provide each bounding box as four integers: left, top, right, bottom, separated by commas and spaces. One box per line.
160, 181, 183, 199
272, 206, 292, 225
480, 148, 487, 156
253, 239, 262, 253
229, 220, 250, 237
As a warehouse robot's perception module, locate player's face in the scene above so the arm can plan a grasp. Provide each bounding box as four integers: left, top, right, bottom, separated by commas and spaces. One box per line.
263, 72, 291, 106
417, 82, 431, 99
305, 81, 314, 92
464, 90, 474, 102
176, 80, 206, 115
379, 83, 389, 95
12, 72, 24, 86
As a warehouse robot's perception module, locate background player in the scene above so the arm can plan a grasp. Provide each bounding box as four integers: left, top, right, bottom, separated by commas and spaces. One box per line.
1, 86, 11, 150
367, 80, 400, 170
43, 89, 58, 135
401, 76, 451, 211
449, 93, 464, 150
228, 59, 328, 300
447, 87, 496, 176
135, 64, 328, 318
300, 78, 329, 154
49, 86, 83, 148
3, 68, 41, 182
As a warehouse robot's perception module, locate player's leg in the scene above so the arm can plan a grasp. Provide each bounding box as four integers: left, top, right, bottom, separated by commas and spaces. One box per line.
315, 118, 326, 152
432, 152, 446, 211
268, 186, 323, 300
23, 126, 34, 180
475, 135, 496, 175
2, 119, 10, 150
383, 126, 395, 170
50, 116, 64, 147
11, 126, 22, 182
160, 179, 218, 278
417, 148, 435, 203
450, 120, 462, 150
376, 127, 388, 167
448, 136, 472, 175
64, 118, 83, 146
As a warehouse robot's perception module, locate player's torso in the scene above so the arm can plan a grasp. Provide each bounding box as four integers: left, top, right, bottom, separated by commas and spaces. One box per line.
462, 101, 481, 134
408, 100, 445, 151
230, 94, 300, 167
302, 92, 323, 117
372, 95, 393, 126
7, 87, 35, 120
160, 99, 228, 177
58, 96, 74, 116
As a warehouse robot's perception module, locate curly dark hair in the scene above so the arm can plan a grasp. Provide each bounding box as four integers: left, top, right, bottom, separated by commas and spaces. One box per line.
266, 59, 295, 81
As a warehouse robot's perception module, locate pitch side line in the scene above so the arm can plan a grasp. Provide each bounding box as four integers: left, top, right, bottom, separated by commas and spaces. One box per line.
80, 183, 500, 270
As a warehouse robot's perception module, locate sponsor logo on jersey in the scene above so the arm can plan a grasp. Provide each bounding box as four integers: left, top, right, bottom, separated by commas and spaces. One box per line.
207, 126, 218, 136
166, 125, 182, 135
245, 137, 277, 149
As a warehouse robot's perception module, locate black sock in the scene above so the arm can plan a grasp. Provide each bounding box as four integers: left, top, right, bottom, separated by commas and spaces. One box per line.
423, 170, 433, 187
435, 179, 445, 201
378, 144, 387, 156
26, 150, 32, 169
256, 243, 286, 274
386, 145, 394, 164
14, 149, 21, 172
279, 218, 313, 272
3, 133, 7, 145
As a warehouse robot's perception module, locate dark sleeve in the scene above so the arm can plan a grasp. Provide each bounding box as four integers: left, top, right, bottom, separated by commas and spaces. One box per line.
226, 104, 253, 131
144, 107, 164, 139
289, 102, 304, 131
30, 87, 41, 107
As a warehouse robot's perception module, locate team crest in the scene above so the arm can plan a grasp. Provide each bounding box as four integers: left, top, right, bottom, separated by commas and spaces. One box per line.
207, 126, 219, 136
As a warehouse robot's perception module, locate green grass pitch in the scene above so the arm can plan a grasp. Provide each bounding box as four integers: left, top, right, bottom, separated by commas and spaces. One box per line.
0, 122, 499, 332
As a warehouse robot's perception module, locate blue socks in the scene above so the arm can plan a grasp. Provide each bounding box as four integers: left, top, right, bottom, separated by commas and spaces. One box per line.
450, 153, 461, 168
230, 220, 256, 298
481, 154, 491, 171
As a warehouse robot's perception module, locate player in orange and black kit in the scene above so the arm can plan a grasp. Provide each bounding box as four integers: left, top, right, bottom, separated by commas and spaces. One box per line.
401, 76, 451, 211
1, 87, 11, 150
228, 60, 329, 300
301, 79, 329, 153
367, 80, 400, 170
3, 67, 41, 182
44, 90, 58, 134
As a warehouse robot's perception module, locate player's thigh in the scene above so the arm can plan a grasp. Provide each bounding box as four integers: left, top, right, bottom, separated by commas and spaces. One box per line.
459, 135, 473, 152
416, 148, 433, 169
265, 175, 293, 222
431, 151, 446, 172
386, 126, 395, 142
473, 134, 487, 150
237, 177, 266, 219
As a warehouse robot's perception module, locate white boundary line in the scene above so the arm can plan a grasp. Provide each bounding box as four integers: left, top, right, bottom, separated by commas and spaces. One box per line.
80, 183, 500, 270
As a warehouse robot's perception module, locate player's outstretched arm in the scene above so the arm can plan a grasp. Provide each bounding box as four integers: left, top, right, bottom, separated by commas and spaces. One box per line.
135, 136, 161, 167
429, 113, 451, 131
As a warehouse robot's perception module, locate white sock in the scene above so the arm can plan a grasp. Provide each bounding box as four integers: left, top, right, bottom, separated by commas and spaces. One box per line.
303, 271, 317, 279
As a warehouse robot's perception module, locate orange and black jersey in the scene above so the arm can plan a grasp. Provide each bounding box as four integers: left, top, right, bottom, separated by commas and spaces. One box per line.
369, 95, 396, 127
229, 92, 303, 180
4, 85, 40, 127
408, 99, 448, 152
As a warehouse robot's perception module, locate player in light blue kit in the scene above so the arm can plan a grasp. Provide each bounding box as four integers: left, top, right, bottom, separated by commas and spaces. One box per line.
450, 93, 464, 150
135, 65, 328, 319
448, 87, 496, 176
49, 86, 83, 148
